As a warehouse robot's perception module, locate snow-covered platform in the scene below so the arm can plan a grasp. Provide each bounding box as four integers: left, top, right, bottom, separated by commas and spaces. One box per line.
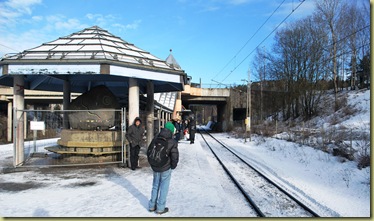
0, 136, 254, 217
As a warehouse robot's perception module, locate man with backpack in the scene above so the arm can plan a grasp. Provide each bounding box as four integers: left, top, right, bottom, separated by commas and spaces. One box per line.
147, 122, 179, 215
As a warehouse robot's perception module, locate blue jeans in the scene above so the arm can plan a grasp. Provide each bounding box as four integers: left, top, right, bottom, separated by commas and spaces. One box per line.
149, 169, 172, 212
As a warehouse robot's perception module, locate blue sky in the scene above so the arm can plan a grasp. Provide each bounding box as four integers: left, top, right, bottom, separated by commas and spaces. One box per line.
0, 0, 330, 85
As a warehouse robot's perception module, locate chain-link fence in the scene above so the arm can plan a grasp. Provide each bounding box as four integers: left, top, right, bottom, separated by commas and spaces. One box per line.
14, 108, 126, 167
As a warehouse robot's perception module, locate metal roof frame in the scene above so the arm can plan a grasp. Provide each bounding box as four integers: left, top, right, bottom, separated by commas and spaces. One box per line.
0, 26, 187, 104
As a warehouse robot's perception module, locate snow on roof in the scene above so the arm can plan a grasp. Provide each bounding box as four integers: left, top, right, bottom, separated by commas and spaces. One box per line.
1, 26, 181, 72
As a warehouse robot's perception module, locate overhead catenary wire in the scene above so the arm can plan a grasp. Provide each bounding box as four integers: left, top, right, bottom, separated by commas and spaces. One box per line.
218, 0, 306, 84
0, 43, 21, 53
211, 0, 287, 81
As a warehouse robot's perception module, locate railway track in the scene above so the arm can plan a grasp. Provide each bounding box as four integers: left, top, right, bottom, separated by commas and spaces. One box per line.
198, 129, 320, 217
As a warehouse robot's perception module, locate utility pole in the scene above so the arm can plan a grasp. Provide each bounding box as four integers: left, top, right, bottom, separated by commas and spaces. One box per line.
260, 46, 265, 121
242, 69, 251, 142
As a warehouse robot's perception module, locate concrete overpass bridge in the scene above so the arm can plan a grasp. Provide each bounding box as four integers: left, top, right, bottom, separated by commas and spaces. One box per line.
181, 85, 242, 132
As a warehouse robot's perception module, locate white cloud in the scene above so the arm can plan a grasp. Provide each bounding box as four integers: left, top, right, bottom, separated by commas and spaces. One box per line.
55, 18, 86, 30
111, 20, 141, 32
5, 0, 42, 14
86, 13, 117, 27
86, 13, 141, 32
126, 20, 142, 30
0, 29, 48, 56
31, 15, 43, 21
0, 0, 42, 26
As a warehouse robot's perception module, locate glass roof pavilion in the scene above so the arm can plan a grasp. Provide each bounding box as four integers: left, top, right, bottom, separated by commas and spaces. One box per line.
0, 26, 187, 101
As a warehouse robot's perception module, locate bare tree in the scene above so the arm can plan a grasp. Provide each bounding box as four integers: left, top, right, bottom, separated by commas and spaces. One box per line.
252, 46, 270, 121
314, 0, 346, 111
270, 15, 329, 120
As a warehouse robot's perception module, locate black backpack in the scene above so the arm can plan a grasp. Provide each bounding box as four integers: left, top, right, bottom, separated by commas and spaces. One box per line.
147, 137, 169, 167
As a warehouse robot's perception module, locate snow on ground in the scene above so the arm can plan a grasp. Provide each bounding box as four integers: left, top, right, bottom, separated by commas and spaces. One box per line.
211, 133, 370, 217
0, 89, 370, 217
0, 139, 255, 217
0, 133, 370, 217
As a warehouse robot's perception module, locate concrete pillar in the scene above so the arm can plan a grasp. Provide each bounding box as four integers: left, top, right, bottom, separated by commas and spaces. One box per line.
100, 64, 110, 74
173, 92, 182, 119
24, 105, 27, 139
160, 111, 163, 128
129, 78, 139, 125
157, 109, 161, 132
13, 75, 24, 166
146, 80, 154, 147
217, 98, 232, 132
165, 113, 170, 124
163, 111, 166, 126
63, 80, 71, 129
7, 102, 12, 142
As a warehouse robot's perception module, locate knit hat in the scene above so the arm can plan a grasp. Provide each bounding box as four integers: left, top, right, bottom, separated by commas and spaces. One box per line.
164, 122, 175, 134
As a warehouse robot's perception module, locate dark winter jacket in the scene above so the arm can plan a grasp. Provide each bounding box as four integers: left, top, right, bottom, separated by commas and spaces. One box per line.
148, 128, 179, 172
188, 118, 196, 132
126, 117, 145, 147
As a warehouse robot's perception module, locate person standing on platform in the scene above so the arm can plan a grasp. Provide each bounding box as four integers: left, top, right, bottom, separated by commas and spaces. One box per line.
126, 117, 145, 170
147, 122, 179, 214
188, 115, 196, 144
173, 118, 181, 142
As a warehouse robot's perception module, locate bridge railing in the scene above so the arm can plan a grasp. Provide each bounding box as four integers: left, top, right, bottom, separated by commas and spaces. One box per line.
197, 83, 240, 89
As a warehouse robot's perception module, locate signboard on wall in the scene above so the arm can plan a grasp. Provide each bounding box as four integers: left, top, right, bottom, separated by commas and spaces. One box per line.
245, 117, 251, 132
30, 121, 45, 131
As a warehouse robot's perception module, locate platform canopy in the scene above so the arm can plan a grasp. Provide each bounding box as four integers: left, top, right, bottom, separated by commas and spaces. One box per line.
0, 26, 187, 100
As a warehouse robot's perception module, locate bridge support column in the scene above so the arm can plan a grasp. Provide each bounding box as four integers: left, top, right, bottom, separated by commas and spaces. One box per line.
13, 75, 24, 166
129, 78, 139, 125
146, 80, 154, 147
7, 101, 12, 142
217, 101, 231, 132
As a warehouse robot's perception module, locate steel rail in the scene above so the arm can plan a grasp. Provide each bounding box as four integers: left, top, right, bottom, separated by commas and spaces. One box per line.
201, 129, 320, 217
199, 130, 265, 217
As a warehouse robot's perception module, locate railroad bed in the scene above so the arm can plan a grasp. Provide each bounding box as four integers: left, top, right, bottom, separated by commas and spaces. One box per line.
199, 129, 320, 217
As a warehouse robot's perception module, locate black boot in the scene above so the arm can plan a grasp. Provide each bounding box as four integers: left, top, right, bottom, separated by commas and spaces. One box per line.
156, 207, 169, 215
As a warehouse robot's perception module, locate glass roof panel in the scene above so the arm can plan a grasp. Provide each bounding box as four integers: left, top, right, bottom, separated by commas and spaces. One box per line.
1, 26, 184, 74
53, 45, 83, 51
50, 39, 71, 44
117, 55, 139, 64
80, 45, 103, 51
81, 39, 101, 44
29, 45, 57, 51
101, 45, 121, 53
68, 39, 85, 44
141, 53, 161, 60
99, 39, 118, 47
118, 48, 143, 57
126, 44, 145, 52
